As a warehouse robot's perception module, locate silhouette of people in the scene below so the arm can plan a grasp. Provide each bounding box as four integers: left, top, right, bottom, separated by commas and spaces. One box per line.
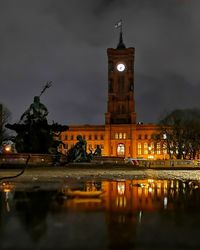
20, 96, 48, 124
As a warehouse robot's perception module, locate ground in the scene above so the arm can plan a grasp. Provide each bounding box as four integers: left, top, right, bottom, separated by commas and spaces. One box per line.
1, 164, 200, 184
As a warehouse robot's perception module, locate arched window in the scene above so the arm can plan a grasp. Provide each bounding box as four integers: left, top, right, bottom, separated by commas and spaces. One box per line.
151, 142, 155, 154
138, 143, 142, 155
144, 143, 148, 154
117, 143, 125, 156
157, 143, 161, 154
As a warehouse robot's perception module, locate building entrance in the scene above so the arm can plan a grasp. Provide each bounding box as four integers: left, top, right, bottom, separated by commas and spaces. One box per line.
117, 143, 125, 156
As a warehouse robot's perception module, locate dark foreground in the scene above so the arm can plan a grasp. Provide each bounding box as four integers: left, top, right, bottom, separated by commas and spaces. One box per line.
1, 165, 200, 249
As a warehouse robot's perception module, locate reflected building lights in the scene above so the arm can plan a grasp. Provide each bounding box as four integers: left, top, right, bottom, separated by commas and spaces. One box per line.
117, 182, 125, 195
164, 197, 168, 209
138, 210, 143, 224
1, 179, 200, 226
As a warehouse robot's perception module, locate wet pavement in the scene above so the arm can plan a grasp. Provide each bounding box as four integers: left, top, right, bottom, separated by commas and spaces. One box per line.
1, 165, 200, 182
1, 166, 200, 249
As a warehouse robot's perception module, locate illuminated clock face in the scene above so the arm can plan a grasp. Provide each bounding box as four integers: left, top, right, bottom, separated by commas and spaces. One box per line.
117, 63, 125, 72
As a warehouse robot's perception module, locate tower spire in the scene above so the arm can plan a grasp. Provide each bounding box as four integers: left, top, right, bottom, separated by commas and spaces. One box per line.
115, 20, 126, 49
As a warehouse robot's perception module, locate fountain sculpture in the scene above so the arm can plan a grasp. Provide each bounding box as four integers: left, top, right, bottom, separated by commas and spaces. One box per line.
5, 82, 68, 154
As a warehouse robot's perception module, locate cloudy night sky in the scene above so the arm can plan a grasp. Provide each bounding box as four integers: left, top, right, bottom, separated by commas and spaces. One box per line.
0, 0, 200, 125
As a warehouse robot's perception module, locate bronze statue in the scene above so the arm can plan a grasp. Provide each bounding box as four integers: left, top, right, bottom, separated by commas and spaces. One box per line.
66, 136, 102, 163
93, 145, 102, 156
20, 96, 48, 124
6, 82, 68, 154
66, 135, 91, 162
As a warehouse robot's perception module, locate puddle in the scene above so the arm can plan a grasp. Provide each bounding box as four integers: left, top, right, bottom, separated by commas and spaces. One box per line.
1, 178, 200, 249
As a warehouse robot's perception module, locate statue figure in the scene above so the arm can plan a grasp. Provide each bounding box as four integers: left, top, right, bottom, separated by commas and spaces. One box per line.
93, 145, 102, 156
5, 81, 69, 155
66, 135, 89, 163
20, 96, 48, 124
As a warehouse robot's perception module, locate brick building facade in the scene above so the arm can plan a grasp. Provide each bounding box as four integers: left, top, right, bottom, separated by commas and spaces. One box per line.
60, 32, 166, 160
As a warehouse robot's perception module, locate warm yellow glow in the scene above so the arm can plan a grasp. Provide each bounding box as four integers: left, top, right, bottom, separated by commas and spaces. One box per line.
148, 187, 153, 193
148, 155, 154, 159
117, 182, 125, 195
5, 146, 11, 152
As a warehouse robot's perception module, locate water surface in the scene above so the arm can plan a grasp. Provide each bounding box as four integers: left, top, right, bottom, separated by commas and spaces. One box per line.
1, 178, 200, 249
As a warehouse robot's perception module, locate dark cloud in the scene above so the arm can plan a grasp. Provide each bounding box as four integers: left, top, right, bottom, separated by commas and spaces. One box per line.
0, 0, 200, 126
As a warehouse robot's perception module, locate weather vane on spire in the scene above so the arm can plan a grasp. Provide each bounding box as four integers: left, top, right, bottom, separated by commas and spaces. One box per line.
114, 19, 126, 49
115, 19, 122, 32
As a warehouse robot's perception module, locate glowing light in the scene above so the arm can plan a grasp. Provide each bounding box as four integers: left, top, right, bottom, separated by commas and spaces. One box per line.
117, 63, 125, 72
5, 146, 11, 152
138, 211, 142, 224
148, 187, 153, 193
117, 182, 125, 195
164, 197, 168, 209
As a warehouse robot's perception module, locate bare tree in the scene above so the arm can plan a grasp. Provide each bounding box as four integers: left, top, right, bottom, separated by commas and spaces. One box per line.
0, 103, 11, 144
155, 109, 200, 159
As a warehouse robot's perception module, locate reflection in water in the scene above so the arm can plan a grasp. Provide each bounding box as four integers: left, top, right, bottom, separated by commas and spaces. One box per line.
1, 179, 200, 249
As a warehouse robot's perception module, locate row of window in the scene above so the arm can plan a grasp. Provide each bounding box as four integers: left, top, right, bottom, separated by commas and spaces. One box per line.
137, 142, 167, 155
62, 133, 157, 141
63, 143, 104, 151
114, 133, 127, 139
114, 133, 156, 140
138, 134, 155, 140
62, 134, 104, 141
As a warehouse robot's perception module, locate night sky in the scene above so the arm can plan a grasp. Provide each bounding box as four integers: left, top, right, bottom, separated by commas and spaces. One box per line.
0, 0, 200, 126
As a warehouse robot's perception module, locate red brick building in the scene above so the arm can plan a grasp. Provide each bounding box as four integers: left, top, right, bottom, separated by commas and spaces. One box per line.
60, 32, 166, 159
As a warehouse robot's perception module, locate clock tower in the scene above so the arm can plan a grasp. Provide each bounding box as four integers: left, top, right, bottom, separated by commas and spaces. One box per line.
105, 31, 136, 124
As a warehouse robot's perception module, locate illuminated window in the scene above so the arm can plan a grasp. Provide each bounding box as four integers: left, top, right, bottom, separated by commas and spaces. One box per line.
115, 133, 119, 139
138, 143, 142, 155
163, 143, 167, 154
157, 143, 161, 154
119, 133, 122, 139
123, 133, 126, 139
144, 143, 148, 154
151, 142, 154, 154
